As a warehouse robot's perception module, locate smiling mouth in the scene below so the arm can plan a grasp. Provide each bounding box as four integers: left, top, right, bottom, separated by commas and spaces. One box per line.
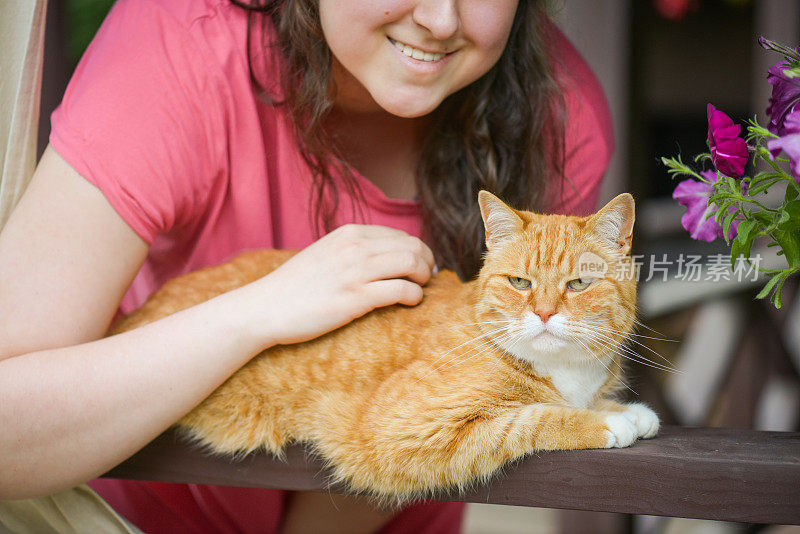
388, 37, 448, 62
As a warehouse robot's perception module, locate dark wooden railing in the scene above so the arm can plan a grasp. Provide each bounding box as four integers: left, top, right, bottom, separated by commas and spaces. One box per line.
105, 425, 800, 526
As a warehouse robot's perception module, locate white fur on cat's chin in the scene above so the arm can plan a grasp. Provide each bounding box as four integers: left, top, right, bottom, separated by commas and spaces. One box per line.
507, 312, 576, 357
496, 312, 613, 409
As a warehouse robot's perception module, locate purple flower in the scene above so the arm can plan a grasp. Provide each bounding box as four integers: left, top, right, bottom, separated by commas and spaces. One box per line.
766, 54, 800, 136
767, 112, 800, 181
673, 171, 740, 242
707, 104, 749, 178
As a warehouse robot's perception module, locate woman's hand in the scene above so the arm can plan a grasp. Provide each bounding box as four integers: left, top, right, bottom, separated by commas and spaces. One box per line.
243, 224, 435, 347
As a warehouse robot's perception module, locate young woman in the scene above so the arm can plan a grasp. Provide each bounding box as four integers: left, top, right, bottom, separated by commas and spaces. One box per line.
0, 0, 613, 532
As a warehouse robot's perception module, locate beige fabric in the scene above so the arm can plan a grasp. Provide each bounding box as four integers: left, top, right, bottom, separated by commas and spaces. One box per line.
0, 6, 143, 534
0, 484, 141, 534
0, 0, 46, 229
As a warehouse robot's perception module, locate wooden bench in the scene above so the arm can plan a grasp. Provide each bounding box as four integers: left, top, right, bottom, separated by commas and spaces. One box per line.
105, 425, 800, 526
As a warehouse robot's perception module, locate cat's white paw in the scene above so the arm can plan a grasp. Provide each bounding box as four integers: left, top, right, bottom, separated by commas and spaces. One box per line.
604, 413, 638, 448
621, 402, 660, 439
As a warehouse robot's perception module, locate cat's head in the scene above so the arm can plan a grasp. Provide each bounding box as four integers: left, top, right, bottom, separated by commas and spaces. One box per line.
475, 191, 637, 365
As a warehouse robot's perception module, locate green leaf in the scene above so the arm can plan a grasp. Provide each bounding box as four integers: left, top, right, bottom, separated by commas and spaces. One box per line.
709, 192, 731, 205
787, 199, 800, 218
749, 177, 784, 196
755, 272, 783, 300
787, 187, 800, 203
712, 204, 724, 224
772, 275, 788, 308
661, 156, 706, 181
714, 202, 731, 225
730, 219, 758, 265
749, 171, 783, 187
753, 210, 777, 227
773, 225, 800, 268
722, 209, 739, 244
725, 176, 742, 195
778, 199, 800, 228
747, 118, 772, 135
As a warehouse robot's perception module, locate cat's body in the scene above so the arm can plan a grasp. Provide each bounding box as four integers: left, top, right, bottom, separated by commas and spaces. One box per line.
110, 192, 659, 500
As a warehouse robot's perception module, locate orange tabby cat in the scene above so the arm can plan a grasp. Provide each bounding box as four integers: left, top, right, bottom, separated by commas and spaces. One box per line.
109, 191, 658, 500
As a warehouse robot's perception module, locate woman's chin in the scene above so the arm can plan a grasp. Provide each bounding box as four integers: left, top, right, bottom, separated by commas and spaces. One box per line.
371, 91, 444, 118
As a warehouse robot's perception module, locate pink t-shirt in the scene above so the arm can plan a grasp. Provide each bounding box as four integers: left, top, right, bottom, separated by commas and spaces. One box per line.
50, 0, 613, 532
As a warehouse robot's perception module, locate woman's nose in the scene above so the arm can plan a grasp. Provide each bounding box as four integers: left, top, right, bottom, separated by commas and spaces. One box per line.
411, 0, 459, 41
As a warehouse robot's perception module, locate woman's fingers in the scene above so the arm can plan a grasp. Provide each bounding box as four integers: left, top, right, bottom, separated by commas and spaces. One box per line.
329, 227, 435, 283
364, 235, 435, 273
363, 279, 425, 309
250, 224, 437, 346
359, 250, 433, 287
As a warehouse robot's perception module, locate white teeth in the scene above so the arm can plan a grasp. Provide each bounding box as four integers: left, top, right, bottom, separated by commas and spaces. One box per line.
390, 38, 445, 62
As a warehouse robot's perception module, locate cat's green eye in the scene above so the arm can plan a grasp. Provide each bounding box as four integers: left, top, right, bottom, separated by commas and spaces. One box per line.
567, 278, 593, 291
508, 276, 531, 289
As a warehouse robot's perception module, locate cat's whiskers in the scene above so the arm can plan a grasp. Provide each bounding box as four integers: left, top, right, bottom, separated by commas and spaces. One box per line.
425, 324, 513, 371
419, 326, 524, 381
456, 319, 515, 328
434, 327, 530, 377
569, 321, 669, 367
632, 316, 667, 336
580, 331, 677, 374
580, 321, 677, 367
429, 328, 521, 376
593, 326, 678, 343
433, 335, 518, 377
416, 332, 511, 383
590, 328, 678, 369
574, 328, 679, 374
578, 332, 663, 372
583, 319, 677, 345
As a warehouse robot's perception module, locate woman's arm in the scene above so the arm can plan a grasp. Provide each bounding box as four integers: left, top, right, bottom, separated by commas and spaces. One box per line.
0, 147, 433, 499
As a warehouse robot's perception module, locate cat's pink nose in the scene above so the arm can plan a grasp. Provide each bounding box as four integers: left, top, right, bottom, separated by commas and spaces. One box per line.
534, 308, 555, 323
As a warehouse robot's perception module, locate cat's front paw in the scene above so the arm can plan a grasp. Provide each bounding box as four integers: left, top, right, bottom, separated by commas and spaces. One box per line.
621, 402, 660, 439
603, 413, 638, 448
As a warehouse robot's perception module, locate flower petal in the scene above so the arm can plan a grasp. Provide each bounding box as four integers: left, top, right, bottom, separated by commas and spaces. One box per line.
673, 178, 722, 242
766, 56, 800, 136
707, 104, 749, 177
707, 103, 734, 130
767, 132, 800, 182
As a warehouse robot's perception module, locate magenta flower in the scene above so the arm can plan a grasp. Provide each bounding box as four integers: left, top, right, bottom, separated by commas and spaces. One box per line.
766, 55, 800, 136
707, 104, 749, 178
673, 171, 740, 242
767, 112, 800, 182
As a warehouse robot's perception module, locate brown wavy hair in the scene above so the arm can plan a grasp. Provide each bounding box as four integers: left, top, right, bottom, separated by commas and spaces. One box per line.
231, 0, 565, 280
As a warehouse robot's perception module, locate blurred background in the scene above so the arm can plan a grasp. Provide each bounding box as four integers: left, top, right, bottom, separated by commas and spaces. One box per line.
15, 0, 800, 532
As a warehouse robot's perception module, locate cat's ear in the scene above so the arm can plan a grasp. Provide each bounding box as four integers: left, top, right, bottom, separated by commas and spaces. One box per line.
478, 191, 523, 249
587, 193, 635, 254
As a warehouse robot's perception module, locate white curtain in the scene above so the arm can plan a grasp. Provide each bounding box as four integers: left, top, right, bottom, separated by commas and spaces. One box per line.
0, 0, 47, 229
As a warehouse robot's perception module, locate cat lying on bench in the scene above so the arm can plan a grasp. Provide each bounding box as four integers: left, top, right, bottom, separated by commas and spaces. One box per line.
109, 191, 659, 501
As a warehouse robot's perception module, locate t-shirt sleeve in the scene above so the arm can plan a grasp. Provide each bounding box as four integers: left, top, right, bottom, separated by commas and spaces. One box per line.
547, 25, 615, 216
50, 0, 227, 244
